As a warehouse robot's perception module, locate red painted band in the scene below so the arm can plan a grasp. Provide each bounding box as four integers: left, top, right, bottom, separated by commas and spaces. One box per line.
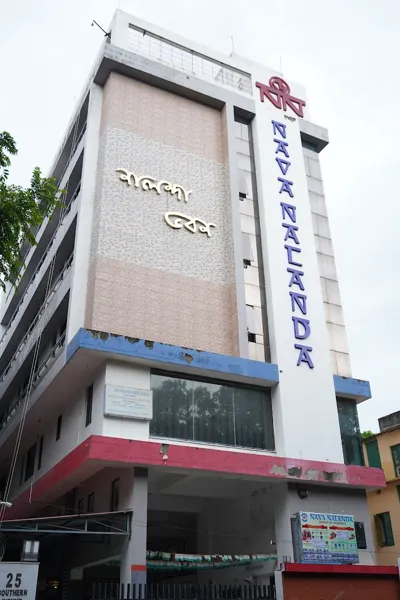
131, 565, 146, 572
4, 435, 385, 521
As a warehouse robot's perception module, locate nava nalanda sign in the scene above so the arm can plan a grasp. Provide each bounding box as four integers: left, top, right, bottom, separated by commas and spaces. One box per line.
296, 512, 359, 564
0, 563, 39, 600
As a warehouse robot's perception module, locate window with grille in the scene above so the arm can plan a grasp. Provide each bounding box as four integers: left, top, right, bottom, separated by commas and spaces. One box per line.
375, 512, 394, 547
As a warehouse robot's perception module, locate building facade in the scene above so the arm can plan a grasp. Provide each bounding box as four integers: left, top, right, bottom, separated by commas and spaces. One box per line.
363, 411, 400, 566
0, 10, 385, 599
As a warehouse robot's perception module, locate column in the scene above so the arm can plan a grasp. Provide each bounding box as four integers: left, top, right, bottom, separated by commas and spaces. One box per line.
120, 467, 148, 587
273, 483, 294, 564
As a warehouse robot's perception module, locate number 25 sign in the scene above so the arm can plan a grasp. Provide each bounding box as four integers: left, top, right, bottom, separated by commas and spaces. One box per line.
0, 564, 39, 600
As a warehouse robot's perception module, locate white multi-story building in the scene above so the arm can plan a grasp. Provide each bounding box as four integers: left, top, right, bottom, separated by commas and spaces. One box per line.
0, 10, 384, 600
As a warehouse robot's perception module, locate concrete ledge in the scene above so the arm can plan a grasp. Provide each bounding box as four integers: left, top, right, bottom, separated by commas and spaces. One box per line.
5, 435, 386, 520
93, 44, 256, 113
299, 119, 329, 152
67, 328, 280, 387
334, 375, 371, 402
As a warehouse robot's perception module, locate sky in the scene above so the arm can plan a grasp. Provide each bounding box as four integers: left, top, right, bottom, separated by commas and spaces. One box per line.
1, 0, 398, 432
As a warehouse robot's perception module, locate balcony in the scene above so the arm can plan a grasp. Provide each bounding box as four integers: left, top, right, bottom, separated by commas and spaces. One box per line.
0, 254, 73, 385
0, 183, 79, 351
2, 151, 83, 322
0, 329, 67, 434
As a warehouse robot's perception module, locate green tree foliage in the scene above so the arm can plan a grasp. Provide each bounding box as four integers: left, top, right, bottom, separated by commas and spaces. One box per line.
361, 430, 375, 440
0, 132, 62, 291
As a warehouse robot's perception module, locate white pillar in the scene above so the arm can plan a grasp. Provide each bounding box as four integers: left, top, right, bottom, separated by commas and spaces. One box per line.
120, 467, 148, 588
273, 484, 294, 564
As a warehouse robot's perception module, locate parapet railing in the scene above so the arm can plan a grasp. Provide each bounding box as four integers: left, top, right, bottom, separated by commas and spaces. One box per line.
127, 24, 252, 96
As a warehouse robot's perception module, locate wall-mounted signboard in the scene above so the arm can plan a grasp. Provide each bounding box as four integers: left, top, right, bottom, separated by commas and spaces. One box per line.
295, 512, 359, 564
0, 563, 39, 600
104, 384, 153, 420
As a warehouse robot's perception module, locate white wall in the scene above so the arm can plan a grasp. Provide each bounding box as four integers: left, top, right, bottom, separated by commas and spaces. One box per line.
66, 83, 103, 343
251, 64, 343, 463
197, 486, 277, 585
102, 361, 151, 440
10, 365, 106, 500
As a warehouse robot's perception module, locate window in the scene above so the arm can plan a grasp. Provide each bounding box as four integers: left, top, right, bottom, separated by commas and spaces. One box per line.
0, 477, 6, 500
391, 444, 400, 477
56, 415, 62, 441
37, 435, 44, 470
150, 373, 275, 451
355, 521, 367, 550
110, 478, 120, 512
366, 439, 382, 469
77, 498, 84, 513
301, 139, 318, 152
336, 398, 364, 466
85, 385, 93, 427
397, 486, 400, 502
24, 444, 36, 481
375, 512, 394, 546
87, 492, 95, 513
19, 457, 25, 486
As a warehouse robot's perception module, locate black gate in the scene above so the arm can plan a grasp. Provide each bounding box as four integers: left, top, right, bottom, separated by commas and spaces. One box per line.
92, 583, 275, 600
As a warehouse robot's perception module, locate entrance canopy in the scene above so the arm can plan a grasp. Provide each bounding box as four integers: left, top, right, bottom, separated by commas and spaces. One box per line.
0, 510, 131, 537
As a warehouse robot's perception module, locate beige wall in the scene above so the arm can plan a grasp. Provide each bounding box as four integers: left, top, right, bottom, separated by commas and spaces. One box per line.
85, 73, 239, 355
364, 430, 400, 565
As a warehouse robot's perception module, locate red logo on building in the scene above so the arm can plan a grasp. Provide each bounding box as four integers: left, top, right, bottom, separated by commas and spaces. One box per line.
256, 77, 306, 118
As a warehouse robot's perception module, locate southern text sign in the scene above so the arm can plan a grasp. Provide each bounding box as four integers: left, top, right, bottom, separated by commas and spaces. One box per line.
0, 563, 39, 600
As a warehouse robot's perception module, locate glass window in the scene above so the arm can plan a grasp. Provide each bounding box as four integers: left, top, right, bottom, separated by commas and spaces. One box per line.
150, 373, 274, 451
24, 444, 36, 482
366, 439, 382, 469
56, 414, 62, 441
85, 385, 93, 427
375, 512, 394, 546
110, 478, 120, 512
77, 498, 84, 513
37, 435, 44, 470
337, 398, 364, 466
391, 444, 400, 477
87, 493, 95, 513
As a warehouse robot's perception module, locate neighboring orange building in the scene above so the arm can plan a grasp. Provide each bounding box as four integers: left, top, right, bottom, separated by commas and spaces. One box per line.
363, 410, 400, 565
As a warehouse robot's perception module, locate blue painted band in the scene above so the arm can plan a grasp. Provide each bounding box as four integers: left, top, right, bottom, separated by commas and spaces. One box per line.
67, 329, 371, 400
67, 328, 280, 385
333, 374, 371, 401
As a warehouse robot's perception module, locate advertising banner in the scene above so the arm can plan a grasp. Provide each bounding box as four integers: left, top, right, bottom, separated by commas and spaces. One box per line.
297, 512, 359, 564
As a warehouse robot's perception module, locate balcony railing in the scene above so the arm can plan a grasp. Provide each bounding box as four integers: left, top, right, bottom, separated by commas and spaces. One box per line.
57, 123, 86, 187
0, 254, 73, 383
0, 331, 66, 432
127, 24, 252, 96
2, 182, 80, 328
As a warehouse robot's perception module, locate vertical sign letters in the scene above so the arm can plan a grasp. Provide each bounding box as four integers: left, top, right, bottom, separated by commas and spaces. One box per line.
272, 120, 314, 368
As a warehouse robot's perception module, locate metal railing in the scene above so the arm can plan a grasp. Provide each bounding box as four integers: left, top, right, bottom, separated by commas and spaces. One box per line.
127, 25, 252, 96
57, 122, 86, 187
0, 255, 73, 383
1, 182, 80, 333
92, 583, 274, 600
0, 331, 66, 432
